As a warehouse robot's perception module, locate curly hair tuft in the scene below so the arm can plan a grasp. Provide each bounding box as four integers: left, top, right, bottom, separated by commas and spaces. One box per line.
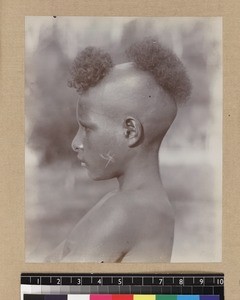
126, 38, 192, 103
68, 47, 113, 94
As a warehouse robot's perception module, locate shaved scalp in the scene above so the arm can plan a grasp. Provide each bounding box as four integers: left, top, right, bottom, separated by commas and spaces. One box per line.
126, 38, 191, 103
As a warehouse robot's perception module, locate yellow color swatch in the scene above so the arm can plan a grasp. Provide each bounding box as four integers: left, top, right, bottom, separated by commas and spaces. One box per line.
134, 296, 156, 300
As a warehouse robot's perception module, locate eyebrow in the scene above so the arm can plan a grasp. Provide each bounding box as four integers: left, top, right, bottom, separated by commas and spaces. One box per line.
78, 119, 92, 128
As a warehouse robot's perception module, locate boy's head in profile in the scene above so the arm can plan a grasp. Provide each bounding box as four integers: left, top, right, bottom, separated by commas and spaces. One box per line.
70, 39, 191, 184
51, 38, 192, 263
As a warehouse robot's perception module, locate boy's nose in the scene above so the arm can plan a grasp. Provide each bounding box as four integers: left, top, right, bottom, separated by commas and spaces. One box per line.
72, 133, 84, 152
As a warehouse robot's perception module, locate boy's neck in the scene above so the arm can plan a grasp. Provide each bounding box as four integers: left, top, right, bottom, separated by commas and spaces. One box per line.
117, 149, 162, 192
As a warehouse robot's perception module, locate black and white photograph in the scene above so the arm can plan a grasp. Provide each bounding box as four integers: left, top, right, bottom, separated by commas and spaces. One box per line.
25, 17, 222, 263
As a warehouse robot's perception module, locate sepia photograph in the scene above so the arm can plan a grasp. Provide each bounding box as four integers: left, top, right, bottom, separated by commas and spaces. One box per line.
25, 17, 222, 263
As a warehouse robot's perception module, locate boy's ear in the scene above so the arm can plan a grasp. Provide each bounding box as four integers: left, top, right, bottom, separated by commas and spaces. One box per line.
123, 116, 143, 147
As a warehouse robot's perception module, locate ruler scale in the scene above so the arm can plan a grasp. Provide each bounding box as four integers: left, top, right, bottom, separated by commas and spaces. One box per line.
21, 274, 224, 300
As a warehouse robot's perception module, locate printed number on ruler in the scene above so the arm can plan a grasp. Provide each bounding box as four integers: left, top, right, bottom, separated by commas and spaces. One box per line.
179, 279, 184, 285
216, 278, 224, 285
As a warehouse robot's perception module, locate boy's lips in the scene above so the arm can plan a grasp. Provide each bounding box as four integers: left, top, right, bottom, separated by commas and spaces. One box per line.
77, 154, 87, 167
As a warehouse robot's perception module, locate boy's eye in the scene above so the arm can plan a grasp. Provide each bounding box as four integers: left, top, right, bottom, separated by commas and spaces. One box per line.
78, 122, 86, 129
81, 124, 90, 132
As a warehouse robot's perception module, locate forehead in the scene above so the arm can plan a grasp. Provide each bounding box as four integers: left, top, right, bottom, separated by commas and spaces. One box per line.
76, 78, 120, 121
77, 93, 113, 126
77, 94, 105, 119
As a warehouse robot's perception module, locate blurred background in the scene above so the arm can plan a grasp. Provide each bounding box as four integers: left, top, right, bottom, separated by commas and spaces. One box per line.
25, 17, 222, 262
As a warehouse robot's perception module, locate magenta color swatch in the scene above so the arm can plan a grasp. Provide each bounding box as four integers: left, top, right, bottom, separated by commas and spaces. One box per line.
90, 295, 112, 300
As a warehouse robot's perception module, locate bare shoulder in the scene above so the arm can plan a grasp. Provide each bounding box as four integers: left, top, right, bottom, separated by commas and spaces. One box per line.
103, 188, 175, 238
60, 189, 174, 262
119, 188, 175, 227
117, 189, 175, 262
77, 190, 172, 250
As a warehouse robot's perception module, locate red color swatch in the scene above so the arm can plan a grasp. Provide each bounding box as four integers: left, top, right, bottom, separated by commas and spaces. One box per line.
112, 295, 133, 300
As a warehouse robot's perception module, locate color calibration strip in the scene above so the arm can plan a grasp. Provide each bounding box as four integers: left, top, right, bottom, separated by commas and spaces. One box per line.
24, 295, 220, 300
21, 274, 224, 300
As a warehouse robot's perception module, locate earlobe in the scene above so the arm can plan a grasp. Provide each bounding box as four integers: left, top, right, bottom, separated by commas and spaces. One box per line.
123, 116, 143, 147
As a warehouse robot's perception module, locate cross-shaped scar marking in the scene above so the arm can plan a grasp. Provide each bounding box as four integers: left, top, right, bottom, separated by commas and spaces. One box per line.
100, 151, 115, 168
